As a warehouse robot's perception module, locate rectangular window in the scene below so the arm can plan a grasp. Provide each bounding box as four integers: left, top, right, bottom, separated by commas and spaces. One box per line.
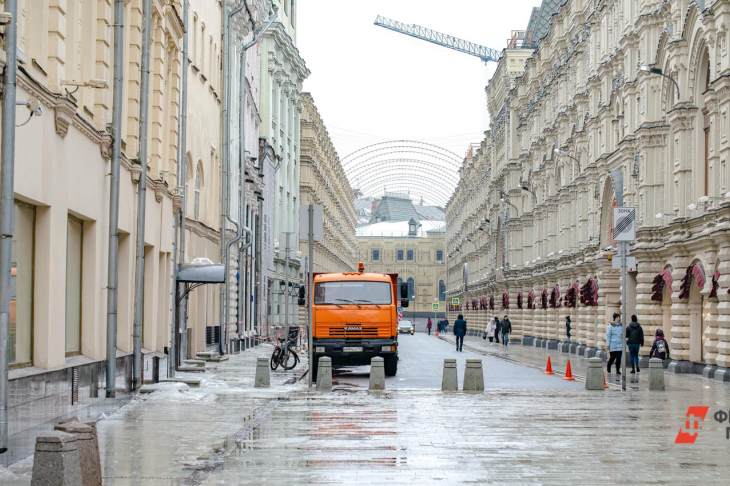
407, 249, 414, 261
371, 248, 380, 261
10, 202, 34, 366
396, 249, 404, 261
65, 216, 83, 356
436, 250, 444, 262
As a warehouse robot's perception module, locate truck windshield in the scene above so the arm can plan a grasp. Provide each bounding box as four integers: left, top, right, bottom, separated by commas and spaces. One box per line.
314, 281, 392, 305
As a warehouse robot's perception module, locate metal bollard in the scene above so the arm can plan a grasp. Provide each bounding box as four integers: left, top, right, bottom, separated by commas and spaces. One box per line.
462, 359, 484, 392
585, 357, 604, 390
369, 356, 385, 391
442, 358, 458, 391
316, 356, 332, 391
31, 431, 83, 486
254, 357, 270, 387
649, 358, 665, 391
54, 421, 101, 486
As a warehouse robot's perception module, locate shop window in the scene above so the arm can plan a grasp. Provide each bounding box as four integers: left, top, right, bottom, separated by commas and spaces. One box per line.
65, 216, 83, 356
10, 202, 34, 366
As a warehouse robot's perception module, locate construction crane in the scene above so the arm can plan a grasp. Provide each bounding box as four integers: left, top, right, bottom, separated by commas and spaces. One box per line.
374, 15, 501, 64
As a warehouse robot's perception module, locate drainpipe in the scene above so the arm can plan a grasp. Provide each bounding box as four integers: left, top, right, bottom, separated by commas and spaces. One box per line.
106, 0, 126, 399
219, 2, 246, 355
0, 0, 18, 454
132, 0, 153, 391
169, 0, 190, 377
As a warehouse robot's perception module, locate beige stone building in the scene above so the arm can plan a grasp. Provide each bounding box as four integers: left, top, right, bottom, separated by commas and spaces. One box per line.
2, 0, 231, 396
358, 219, 447, 317
299, 93, 358, 274
447, 0, 730, 379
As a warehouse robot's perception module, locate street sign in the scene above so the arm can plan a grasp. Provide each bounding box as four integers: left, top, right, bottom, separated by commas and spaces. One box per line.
451, 297, 460, 305
299, 204, 323, 242
432, 303, 440, 311
612, 256, 636, 271
613, 207, 636, 241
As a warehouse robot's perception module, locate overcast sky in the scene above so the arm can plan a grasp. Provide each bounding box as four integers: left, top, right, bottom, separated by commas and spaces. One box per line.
297, 0, 540, 162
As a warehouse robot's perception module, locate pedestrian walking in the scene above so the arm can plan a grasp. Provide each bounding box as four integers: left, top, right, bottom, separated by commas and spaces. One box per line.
565, 316, 572, 341
427, 317, 433, 335
454, 314, 467, 352
493, 316, 501, 344
626, 314, 644, 373
605, 313, 624, 375
486, 318, 495, 343
501, 315, 512, 348
649, 328, 670, 361
443, 318, 449, 334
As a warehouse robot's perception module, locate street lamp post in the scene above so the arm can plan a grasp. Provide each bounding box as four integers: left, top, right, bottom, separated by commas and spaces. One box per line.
640, 64, 680, 100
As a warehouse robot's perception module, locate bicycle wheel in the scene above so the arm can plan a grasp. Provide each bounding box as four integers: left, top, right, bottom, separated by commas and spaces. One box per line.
270, 347, 281, 370
283, 348, 298, 370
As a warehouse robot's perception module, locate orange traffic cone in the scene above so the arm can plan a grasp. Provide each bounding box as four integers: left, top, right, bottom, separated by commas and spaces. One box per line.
564, 360, 575, 381
544, 356, 554, 375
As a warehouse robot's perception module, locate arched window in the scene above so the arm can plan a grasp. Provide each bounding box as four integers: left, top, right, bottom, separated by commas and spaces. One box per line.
407, 277, 415, 300
438, 280, 446, 301
194, 161, 203, 219
700, 50, 711, 196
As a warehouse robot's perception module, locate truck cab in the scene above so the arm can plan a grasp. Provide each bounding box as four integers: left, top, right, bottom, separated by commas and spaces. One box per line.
305, 263, 408, 380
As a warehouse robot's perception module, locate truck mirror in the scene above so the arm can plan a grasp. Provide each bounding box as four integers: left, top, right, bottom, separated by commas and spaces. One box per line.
297, 285, 306, 306
401, 299, 409, 308
400, 282, 408, 300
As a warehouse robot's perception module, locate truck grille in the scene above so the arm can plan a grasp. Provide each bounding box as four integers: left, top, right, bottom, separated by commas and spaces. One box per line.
328, 327, 380, 338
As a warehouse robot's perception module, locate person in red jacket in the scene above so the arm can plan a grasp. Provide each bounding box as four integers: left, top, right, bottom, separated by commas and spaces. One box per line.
426, 317, 432, 335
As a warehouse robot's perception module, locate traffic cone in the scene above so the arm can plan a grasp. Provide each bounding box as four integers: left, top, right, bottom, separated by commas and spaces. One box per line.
544, 356, 554, 375
564, 360, 575, 381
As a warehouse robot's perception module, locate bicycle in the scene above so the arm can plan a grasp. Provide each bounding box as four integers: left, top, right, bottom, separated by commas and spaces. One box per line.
270, 327, 300, 371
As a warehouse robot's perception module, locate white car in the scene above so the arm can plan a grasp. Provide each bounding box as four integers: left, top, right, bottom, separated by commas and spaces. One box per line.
398, 320, 415, 335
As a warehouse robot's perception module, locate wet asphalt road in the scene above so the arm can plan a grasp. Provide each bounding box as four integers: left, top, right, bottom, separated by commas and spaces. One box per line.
332, 330, 582, 391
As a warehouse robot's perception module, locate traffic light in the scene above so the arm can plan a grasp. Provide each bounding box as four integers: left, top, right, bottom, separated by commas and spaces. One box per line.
297, 285, 306, 306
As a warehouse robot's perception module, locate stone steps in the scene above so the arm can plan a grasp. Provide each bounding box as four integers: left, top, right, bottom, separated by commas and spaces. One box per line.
160, 377, 202, 387
177, 365, 206, 373
183, 359, 206, 368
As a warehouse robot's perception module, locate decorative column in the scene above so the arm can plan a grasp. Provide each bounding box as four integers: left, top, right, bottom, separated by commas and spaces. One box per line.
669, 254, 691, 370
702, 246, 719, 377
715, 239, 730, 381
596, 261, 620, 356
634, 257, 663, 360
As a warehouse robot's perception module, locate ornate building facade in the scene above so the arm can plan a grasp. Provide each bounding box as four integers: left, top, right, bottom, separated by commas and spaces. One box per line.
447, 0, 730, 379
299, 93, 358, 275
259, 0, 309, 335
359, 219, 447, 318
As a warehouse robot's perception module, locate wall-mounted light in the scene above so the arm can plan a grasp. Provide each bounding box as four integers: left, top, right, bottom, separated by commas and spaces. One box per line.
639, 64, 680, 100
61, 79, 109, 97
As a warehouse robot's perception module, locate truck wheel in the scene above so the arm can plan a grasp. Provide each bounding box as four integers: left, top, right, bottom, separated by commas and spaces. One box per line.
384, 355, 398, 376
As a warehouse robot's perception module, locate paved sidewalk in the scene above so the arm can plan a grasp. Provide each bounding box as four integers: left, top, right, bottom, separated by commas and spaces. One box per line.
441, 333, 730, 398
0, 344, 307, 485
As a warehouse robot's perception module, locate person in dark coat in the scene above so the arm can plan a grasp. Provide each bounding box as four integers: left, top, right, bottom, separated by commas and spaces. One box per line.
649, 328, 670, 361
565, 316, 572, 340
501, 315, 512, 348
626, 314, 645, 373
493, 316, 501, 344
426, 317, 432, 335
453, 314, 467, 352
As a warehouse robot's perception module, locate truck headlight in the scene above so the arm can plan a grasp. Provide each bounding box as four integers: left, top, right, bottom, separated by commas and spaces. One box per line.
315, 346, 325, 353
381, 345, 393, 352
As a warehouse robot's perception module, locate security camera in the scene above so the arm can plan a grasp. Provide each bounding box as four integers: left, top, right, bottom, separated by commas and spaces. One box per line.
87, 79, 108, 89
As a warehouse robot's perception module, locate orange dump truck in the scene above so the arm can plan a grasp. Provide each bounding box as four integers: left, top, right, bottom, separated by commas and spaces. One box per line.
304, 263, 408, 381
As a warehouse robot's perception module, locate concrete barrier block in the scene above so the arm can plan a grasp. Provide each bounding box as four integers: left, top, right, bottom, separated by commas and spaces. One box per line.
316, 356, 332, 391
54, 421, 101, 486
254, 357, 270, 387
649, 358, 665, 391
585, 357, 604, 390
442, 359, 458, 391
462, 359, 484, 392
369, 357, 385, 391
31, 431, 82, 486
